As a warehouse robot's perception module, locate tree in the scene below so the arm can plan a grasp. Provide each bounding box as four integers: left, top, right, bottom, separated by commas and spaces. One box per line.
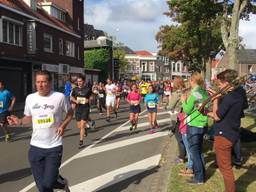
113, 48, 128, 72
84, 48, 110, 80
219, 0, 256, 69
156, 0, 223, 80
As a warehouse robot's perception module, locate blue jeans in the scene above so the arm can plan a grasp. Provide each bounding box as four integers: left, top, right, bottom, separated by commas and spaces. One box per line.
187, 126, 206, 182
182, 134, 193, 169
28, 145, 64, 192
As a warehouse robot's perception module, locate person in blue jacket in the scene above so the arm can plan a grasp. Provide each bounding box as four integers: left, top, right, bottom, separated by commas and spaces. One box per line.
0, 80, 16, 142
144, 84, 159, 134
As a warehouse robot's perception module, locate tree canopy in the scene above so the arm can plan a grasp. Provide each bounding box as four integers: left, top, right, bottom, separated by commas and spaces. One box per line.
84, 48, 110, 80
156, 0, 223, 75
157, 0, 256, 75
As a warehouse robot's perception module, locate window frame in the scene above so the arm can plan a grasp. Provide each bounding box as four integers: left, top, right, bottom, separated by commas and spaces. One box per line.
65, 40, 75, 57
0, 17, 23, 46
59, 38, 63, 55
43, 33, 53, 53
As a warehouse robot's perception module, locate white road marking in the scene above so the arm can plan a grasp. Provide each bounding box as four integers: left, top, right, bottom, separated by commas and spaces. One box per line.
69, 154, 161, 192
75, 131, 168, 159
19, 109, 147, 192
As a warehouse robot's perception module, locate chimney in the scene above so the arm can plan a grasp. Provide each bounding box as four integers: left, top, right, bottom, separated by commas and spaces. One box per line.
23, 0, 37, 10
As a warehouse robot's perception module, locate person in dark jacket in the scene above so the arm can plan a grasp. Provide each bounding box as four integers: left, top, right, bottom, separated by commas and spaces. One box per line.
207, 69, 246, 192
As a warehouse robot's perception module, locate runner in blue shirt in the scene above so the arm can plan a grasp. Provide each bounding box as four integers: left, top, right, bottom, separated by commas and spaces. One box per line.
0, 81, 16, 142
144, 84, 159, 134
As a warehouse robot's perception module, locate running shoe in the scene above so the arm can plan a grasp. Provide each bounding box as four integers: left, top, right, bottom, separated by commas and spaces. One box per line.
106, 117, 110, 122
78, 140, 83, 149
149, 129, 156, 134
91, 120, 96, 129
129, 126, 133, 131
154, 124, 160, 129
5, 134, 11, 142
57, 175, 70, 192
174, 157, 184, 164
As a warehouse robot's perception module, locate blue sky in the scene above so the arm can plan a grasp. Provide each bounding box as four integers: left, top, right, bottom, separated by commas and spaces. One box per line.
84, 0, 256, 52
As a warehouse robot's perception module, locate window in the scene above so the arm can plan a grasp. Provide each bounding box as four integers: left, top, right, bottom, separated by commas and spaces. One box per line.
165, 67, 170, 73
142, 62, 147, 72
177, 63, 180, 72
149, 62, 154, 72
172, 63, 175, 72
77, 46, 80, 60
65, 40, 75, 57
248, 65, 252, 73
1, 19, 22, 46
43, 33, 53, 52
52, 7, 66, 22
77, 18, 80, 30
59, 39, 63, 55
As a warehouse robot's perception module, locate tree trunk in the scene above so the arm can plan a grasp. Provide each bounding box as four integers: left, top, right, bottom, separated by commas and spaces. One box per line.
205, 57, 212, 81
226, 0, 240, 69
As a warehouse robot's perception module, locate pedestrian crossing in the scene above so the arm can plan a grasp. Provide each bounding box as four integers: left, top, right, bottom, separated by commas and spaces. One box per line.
20, 108, 175, 192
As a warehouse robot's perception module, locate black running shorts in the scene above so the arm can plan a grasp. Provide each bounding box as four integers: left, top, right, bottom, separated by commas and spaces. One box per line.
0, 111, 10, 124
75, 107, 90, 121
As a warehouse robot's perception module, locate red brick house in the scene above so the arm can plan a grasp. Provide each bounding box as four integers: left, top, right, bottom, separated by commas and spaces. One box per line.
214, 49, 256, 78
0, 0, 84, 101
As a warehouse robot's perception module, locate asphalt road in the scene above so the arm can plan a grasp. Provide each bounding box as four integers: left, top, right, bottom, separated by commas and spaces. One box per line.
0, 103, 174, 192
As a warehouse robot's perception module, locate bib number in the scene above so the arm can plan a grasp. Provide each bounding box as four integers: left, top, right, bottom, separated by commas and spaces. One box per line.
148, 102, 156, 108
99, 94, 104, 98
0, 101, 3, 108
34, 114, 55, 129
107, 92, 113, 96
77, 97, 87, 104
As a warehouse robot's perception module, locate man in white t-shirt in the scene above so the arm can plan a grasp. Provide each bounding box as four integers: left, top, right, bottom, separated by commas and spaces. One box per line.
105, 78, 117, 122
8, 71, 73, 192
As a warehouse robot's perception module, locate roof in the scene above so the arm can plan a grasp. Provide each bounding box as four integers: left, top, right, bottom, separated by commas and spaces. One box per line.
135, 51, 153, 57
84, 24, 105, 40
120, 46, 135, 54
218, 49, 256, 68
0, 0, 78, 36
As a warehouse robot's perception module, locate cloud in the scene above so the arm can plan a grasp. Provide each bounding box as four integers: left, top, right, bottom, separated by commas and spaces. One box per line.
84, 0, 170, 52
239, 14, 256, 49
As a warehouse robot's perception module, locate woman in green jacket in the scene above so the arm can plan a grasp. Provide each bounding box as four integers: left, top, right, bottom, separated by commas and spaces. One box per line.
181, 72, 208, 184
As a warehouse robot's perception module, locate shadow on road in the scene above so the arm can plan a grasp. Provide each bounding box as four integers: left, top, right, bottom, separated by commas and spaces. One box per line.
0, 168, 31, 184
95, 166, 159, 192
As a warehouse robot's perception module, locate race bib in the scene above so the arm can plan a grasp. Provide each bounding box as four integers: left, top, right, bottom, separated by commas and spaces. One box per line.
34, 114, 55, 129
77, 97, 87, 104
107, 92, 113, 96
0, 101, 3, 108
99, 94, 104, 98
148, 102, 156, 108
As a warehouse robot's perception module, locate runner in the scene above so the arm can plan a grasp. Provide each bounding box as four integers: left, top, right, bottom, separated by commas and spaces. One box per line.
105, 78, 117, 122
122, 80, 130, 100
163, 81, 172, 109
71, 75, 92, 148
0, 80, 16, 142
97, 82, 106, 115
7, 70, 73, 192
139, 80, 149, 101
126, 84, 141, 131
144, 85, 159, 134
115, 81, 122, 112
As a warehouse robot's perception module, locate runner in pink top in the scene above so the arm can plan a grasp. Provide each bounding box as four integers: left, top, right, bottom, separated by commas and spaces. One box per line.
127, 84, 141, 131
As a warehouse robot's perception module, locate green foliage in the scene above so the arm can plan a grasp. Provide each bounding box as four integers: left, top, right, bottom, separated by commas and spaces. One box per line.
156, 0, 223, 72
113, 48, 128, 71
84, 48, 110, 79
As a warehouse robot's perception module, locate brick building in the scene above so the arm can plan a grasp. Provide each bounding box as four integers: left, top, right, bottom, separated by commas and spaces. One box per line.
0, 0, 84, 101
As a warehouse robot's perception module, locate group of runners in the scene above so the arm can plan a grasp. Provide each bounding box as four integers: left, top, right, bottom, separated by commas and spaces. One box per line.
0, 72, 173, 192
0, 69, 250, 192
